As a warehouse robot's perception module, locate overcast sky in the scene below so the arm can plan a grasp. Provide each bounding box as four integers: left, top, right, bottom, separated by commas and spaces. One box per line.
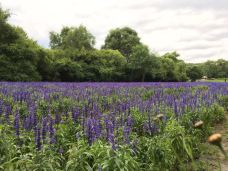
1, 0, 228, 63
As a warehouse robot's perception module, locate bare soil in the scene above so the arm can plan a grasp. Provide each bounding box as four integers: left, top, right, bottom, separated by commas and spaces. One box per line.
200, 113, 228, 171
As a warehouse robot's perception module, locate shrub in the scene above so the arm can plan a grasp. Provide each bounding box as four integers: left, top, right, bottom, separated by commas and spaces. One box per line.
219, 95, 228, 111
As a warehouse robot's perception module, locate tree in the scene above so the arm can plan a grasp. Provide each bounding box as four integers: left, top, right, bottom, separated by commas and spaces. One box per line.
0, 8, 19, 44
72, 49, 126, 81
160, 57, 179, 81
0, 7, 42, 81
176, 61, 188, 81
157, 52, 189, 82
54, 58, 84, 82
50, 48, 126, 82
2, 6, 228, 82
202, 60, 219, 78
186, 66, 203, 82
49, 25, 95, 50
36, 49, 55, 81
102, 27, 140, 60
216, 59, 228, 81
128, 44, 158, 82
92, 49, 126, 81
163, 51, 180, 62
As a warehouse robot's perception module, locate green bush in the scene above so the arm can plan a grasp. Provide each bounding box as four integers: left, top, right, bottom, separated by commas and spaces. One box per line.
66, 140, 140, 171
219, 95, 228, 111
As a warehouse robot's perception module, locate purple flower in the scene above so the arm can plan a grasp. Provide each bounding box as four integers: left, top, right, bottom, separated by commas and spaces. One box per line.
34, 126, 41, 150
71, 108, 79, 124
123, 116, 133, 144
59, 146, 64, 155
0, 100, 3, 123
42, 117, 48, 142
49, 115, 56, 144
86, 118, 95, 146
98, 165, 102, 171
14, 110, 20, 137
4, 104, 11, 124
104, 116, 116, 149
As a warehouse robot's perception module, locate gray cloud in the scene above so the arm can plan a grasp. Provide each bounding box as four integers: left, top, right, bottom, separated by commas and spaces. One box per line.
133, 0, 228, 11
179, 44, 218, 51
1, 0, 228, 63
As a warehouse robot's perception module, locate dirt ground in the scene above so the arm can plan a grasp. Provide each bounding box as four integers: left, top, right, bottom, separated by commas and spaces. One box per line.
200, 113, 228, 171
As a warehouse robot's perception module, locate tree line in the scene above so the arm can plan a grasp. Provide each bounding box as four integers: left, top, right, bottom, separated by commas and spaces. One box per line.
0, 7, 227, 82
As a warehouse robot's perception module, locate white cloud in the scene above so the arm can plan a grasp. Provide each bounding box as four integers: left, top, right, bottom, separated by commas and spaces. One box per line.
1, 0, 228, 63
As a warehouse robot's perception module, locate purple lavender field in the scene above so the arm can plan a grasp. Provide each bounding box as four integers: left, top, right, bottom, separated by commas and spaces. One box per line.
0, 82, 228, 170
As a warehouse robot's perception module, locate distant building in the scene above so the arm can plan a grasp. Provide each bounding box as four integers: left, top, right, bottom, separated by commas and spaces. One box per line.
202, 76, 208, 80
197, 76, 208, 82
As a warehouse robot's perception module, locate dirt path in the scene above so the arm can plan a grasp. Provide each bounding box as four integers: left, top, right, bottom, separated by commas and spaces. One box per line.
202, 113, 228, 171
213, 113, 228, 171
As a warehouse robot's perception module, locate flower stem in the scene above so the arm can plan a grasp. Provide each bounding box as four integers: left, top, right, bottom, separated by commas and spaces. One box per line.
218, 144, 227, 159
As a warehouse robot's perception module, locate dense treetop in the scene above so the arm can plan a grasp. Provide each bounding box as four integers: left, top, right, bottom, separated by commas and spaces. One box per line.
50, 26, 95, 50
102, 27, 141, 60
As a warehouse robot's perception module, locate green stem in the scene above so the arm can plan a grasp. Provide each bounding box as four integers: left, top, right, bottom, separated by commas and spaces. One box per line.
218, 144, 227, 159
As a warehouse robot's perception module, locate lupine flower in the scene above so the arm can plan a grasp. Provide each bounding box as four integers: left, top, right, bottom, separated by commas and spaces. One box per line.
54, 110, 61, 124
0, 100, 3, 123
123, 117, 132, 144
4, 104, 11, 124
59, 146, 64, 155
0, 82, 227, 152
123, 124, 131, 144
98, 164, 102, 171
14, 110, 20, 137
86, 118, 94, 146
32, 113, 38, 128
34, 126, 41, 150
104, 116, 116, 149
42, 117, 48, 142
71, 108, 79, 124
49, 115, 56, 144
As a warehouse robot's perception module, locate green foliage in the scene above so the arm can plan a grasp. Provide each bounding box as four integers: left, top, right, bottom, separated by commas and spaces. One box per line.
219, 95, 228, 111
55, 58, 84, 82
153, 52, 189, 82
176, 61, 189, 81
199, 104, 225, 126
207, 103, 225, 123
49, 25, 95, 50
160, 57, 179, 81
128, 44, 158, 82
102, 27, 140, 60
191, 59, 228, 80
138, 136, 176, 171
131, 108, 145, 135
187, 66, 203, 82
136, 120, 195, 171
164, 120, 194, 162
0, 8, 43, 81
80, 49, 126, 81
0, 8, 18, 44
66, 140, 140, 171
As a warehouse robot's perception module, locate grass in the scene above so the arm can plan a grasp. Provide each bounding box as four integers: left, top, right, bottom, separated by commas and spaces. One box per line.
204, 78, 227, 82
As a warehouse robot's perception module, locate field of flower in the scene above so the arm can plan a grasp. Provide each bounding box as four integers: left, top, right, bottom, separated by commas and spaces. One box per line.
0, 82, 228, 170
